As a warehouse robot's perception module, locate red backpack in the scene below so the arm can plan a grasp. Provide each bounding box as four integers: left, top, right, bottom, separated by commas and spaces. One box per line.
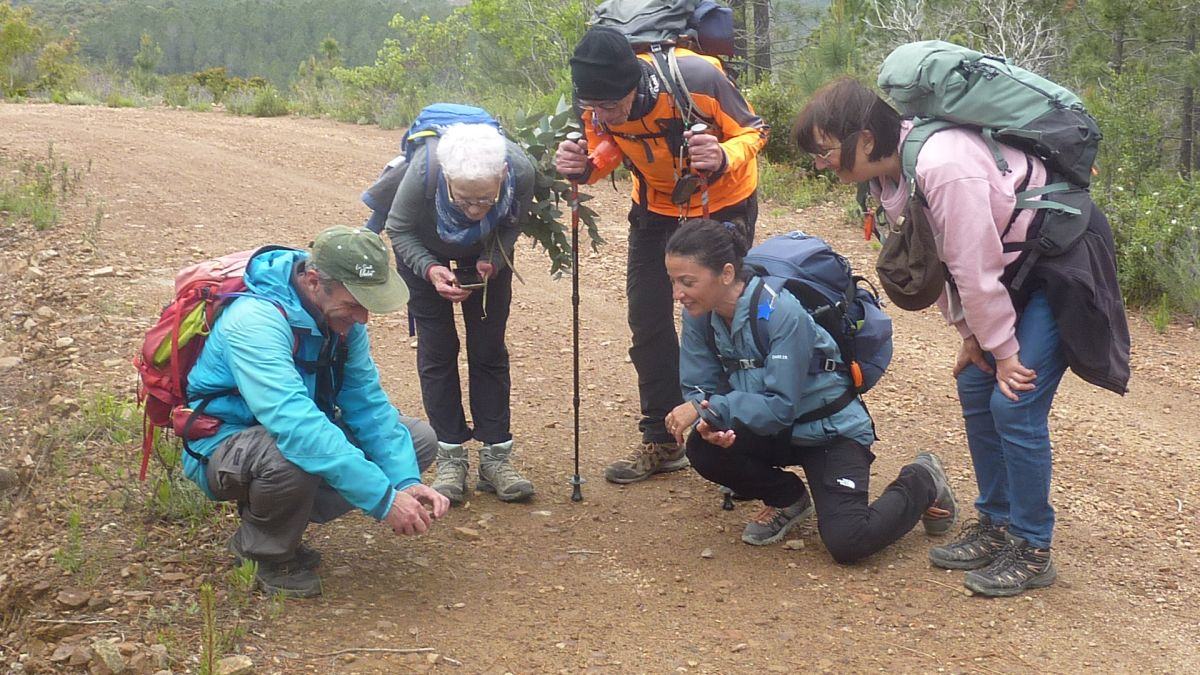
133, 246, 295, 479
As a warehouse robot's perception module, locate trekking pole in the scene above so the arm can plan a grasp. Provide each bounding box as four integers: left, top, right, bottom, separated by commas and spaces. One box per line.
690, 123, 711, 219
566, 131, 586, 503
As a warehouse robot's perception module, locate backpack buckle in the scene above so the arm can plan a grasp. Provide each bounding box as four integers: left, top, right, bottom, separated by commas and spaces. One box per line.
822, 359, 839, 372
737, 358, 760, 370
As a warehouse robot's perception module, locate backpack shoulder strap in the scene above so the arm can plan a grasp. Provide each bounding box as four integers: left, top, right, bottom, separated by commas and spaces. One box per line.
899, 119, 957, 190
647, 44, 714, 127
422, 137, 441, 201
748, 277, 777, 360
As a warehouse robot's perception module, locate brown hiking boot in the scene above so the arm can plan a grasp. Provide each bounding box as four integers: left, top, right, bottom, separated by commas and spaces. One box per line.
603, 441, 688, 484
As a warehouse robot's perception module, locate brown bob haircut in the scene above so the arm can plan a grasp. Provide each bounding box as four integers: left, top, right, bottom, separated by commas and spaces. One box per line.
792, 77, 902, 172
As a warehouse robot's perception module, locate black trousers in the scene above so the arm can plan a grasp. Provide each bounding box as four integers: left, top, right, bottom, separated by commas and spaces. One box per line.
399, 260, 513, 445
687, 431, 935, 564
625, 194, 758, 443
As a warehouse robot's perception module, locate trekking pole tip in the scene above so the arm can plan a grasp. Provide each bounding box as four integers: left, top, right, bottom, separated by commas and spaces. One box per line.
570, 475, 585, 502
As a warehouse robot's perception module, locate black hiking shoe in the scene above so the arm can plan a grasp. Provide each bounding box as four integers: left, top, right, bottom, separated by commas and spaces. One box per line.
929, 517, 1007, 570
911, 452, 958, 536
964, 534, 1056, 597
228, 533, 322, 571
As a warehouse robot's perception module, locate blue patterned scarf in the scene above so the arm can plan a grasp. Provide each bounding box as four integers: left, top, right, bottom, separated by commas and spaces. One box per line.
434, 165, 516, 246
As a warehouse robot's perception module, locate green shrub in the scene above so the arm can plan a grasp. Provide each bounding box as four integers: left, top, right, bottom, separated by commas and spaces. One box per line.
105, 92, 135, 108
61, 90, 99, 106
756, 159, 846, 213
745, 80, 805, 165
249, 86, 289, 117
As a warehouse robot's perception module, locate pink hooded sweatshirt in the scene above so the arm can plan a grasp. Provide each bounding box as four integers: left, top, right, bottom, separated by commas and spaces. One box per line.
874, 121, 1047, 361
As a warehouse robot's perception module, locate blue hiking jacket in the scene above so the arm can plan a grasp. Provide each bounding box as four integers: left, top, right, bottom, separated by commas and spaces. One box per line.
680, 277, 876, 447
182, 248, 419, 520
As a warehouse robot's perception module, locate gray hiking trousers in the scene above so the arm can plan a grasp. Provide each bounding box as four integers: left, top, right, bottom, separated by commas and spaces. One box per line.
204, 417, 437, 562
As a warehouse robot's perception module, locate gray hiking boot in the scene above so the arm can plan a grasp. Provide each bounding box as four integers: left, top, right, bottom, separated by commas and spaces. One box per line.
604, 441, 689, 484
911, 452, 958, 536
477, 440, 535, 502
254, 559, 323, 599
226, 534, 321, 598
228, 532, 321, 571
929, 516, 1008, 570
431, 442, 469, 504
741, 493, 815, 546
963, 533, 1057, 597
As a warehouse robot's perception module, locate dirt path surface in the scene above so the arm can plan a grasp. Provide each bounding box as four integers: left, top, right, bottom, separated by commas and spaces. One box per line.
2, 104, 1198, 674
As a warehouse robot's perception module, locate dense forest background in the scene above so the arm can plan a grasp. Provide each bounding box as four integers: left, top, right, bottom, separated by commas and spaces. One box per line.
2, 0, 1199, 319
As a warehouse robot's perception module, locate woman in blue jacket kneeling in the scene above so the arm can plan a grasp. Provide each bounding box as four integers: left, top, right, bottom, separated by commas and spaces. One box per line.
663, 219, 956, 562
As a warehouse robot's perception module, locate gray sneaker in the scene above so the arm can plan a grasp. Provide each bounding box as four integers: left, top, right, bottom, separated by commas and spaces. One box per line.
929, 516, 1008, 570
431, 442, 469, 504
911, 452, 958, 536
477, 441, 535, 502
741, 494, 815, 546
604, 442, 689, 484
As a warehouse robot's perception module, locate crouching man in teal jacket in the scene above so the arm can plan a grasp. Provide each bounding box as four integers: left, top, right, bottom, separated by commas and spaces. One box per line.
182, 225, 449, 598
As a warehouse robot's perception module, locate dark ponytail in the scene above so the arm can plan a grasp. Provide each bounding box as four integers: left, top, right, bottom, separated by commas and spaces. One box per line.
666, 218, 751, 277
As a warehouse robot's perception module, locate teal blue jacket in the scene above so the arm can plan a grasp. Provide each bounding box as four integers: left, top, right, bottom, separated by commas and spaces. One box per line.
680, 277, 876, 447
182, 248, 419, 520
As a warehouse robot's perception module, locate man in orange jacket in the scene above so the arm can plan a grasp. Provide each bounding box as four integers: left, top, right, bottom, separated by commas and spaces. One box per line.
555, 27, 768, 485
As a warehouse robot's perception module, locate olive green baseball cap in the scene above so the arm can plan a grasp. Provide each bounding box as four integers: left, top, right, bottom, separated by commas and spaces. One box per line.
310, 226, 409, 313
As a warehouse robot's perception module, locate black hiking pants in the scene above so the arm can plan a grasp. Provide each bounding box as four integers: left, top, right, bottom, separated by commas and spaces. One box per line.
687, 431, 935, 564
399, 259, 513, 445
626, 194, 757, 443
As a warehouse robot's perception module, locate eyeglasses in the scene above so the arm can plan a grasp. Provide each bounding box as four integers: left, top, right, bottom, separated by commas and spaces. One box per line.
577, 99, 626, 113
446, 177, 502, 209
814, 145, 842, 162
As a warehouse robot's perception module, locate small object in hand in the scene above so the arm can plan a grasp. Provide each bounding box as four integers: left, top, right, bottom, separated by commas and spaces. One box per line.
451, 266, 485, 290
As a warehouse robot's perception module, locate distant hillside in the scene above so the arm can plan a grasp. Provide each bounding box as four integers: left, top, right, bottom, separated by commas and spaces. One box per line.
14, 0, 451, 84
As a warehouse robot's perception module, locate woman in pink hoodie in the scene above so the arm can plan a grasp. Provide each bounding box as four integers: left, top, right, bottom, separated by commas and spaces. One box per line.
793, 77, 1066, 597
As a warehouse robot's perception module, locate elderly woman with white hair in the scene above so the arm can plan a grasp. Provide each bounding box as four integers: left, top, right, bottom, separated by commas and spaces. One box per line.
385, 122, 536, 504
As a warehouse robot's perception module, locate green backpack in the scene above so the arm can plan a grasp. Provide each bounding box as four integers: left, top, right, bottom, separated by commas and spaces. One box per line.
872, 40, 1102, 304
879, 40, 1101, 188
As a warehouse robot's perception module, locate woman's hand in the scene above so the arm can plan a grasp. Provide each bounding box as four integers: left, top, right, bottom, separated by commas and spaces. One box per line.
427, 265, 472, 303
696, 419, 736, 448
995, 354, 1037, 401
665, 402, 700, 446
953, 335, 992, 378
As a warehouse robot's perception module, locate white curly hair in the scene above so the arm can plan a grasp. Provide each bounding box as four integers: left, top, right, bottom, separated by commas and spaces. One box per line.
436, 123, 507, 182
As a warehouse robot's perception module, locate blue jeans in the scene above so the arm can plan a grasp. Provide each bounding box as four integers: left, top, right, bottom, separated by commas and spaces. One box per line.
956, 291, 1066, 549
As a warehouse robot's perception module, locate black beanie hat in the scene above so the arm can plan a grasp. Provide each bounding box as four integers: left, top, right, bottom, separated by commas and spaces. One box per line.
570, 27, 641, 101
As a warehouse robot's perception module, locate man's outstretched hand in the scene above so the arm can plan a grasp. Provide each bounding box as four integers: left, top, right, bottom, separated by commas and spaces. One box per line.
384, 484, 450, 536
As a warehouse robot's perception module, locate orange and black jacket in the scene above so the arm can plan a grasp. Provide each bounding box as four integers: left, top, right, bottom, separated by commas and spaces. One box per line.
578, 48, 768, 217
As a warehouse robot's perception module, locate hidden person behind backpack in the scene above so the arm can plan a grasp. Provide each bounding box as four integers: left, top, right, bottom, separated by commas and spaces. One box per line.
181, 226, 449, 598
384, 121, 538, 504
663, 219, 957, 561
555, 26, 768, 485
794, 76, 1129, 596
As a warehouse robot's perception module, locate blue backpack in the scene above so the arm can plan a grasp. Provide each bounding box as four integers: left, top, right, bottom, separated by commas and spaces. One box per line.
708, 231, 894, 423
363, 103, 501, 232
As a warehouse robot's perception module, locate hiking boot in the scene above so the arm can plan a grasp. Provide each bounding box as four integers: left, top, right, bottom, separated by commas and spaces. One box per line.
254, 559, 323, 599
741, 493, 815, 546
963, 534, 1057, 597
476, 441, 535, 502
604, 441, 689, 484
929, 517, 1008, 570
431, 442, 469, 504
226, 535, 322, 598
911, 452, 958, 536
228, 533, 321, 571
